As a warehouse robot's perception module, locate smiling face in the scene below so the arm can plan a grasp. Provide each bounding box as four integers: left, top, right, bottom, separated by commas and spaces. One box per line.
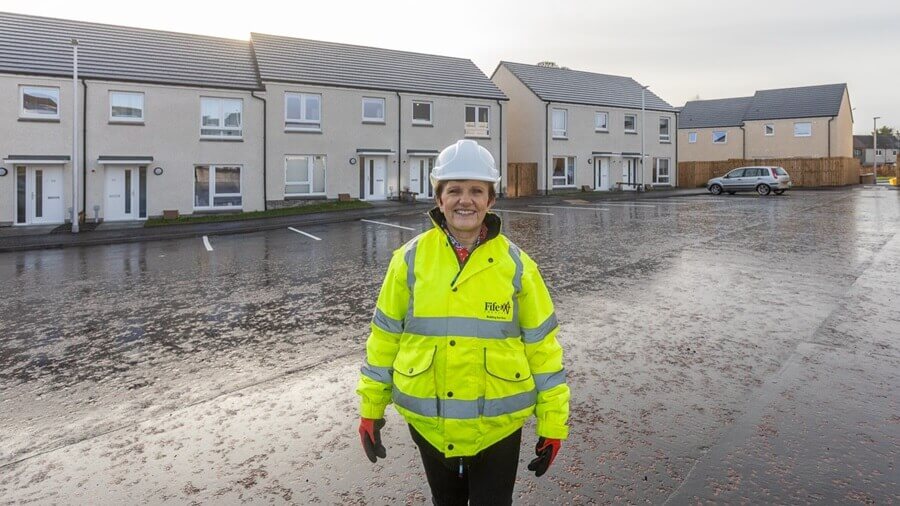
436, 180, 496, 239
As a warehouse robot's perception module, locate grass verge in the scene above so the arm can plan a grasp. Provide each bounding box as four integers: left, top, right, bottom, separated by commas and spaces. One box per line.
144, 200, 373, 227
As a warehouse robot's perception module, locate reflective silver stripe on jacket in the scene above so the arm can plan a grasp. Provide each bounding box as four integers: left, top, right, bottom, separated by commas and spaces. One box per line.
508, 243, 523, 326
522, 313, 559, 344
405, 316, 520, 339
361, 363, 393, 384
392, 388, 537, 419
533, 369, 566, 392
372, 308, 404, 334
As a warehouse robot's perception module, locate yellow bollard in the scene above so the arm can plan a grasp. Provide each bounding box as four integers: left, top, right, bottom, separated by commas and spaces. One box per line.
890, 177, 898, 186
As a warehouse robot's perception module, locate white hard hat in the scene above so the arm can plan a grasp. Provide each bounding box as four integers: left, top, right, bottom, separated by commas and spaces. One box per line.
430, 140, 499, 187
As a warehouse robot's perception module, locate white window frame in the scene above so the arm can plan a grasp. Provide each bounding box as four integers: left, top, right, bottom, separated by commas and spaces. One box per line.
794, 122, 812, 137
552, 108, 567, 138
688, 132, 698, 144
19, 85, 60, 119
200, 97, 243, 139
653, 157, 671, 185
412, 101, 433, 125
193, 165, 243, 210
659, 117, 671, 142
765, 123, 775, 136
551, 156, 576, 188
624, 114, 637, 133
285, 92, 322, 131
712, 130, 728, 144
361, 97, 385, 123
284, 155, 327, 197
109, 91, 145, 123
464, 105, 491, 137
594, 111, 609, 132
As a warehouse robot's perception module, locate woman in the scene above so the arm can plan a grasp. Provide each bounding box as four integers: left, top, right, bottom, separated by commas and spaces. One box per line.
357, 140, 570, 505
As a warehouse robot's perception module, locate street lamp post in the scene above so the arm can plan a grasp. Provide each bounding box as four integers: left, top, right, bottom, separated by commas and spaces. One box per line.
641, 85, 649, 190
71, 38, 79, 233
873, 117, 880, 184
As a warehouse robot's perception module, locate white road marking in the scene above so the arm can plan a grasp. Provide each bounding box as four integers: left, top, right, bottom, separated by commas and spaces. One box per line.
529, 205, 609, 211
288, 227, 322, 241
360, 219, 416, 231
202, 236, 213, 252
491, 209, 555, 216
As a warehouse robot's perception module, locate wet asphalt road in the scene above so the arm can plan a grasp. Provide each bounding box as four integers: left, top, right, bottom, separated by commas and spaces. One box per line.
0, 188, 898, 504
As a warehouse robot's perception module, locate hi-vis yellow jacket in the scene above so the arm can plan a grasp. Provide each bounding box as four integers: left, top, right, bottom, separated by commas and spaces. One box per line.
357, 209, 569, 458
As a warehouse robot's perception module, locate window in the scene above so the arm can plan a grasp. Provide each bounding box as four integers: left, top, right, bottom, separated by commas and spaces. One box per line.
20, 86, 60, 119
594, 111, 609, 131
201, 97, 242, 138
286, 93, 321, 130
624, 114, 636, 133
362, 97, 385, 123
794, 122, 811, 137
194, 165, 242, 209
853, 149, 861, 157
551, 156, 576, 187
285, 155, 326, 196
653, 158, 671, 184
552, 108, 567, 138
712, 131, 727, 144
465, 105, 490, 137
109, 91, 144, 122
412, 101, 432, 124
659, 117, 670, 142
876, 150, 882, 156
688, 132, 698, 143
765, 123, 775, 136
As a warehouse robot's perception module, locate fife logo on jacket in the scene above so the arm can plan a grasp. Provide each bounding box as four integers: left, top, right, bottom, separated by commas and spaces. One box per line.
483, 301, 512, 320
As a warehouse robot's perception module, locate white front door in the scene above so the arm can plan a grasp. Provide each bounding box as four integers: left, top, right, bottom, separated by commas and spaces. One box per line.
595, 157, 610, 191
105, 167, 141, 221
16, 166, 65, 225
363, 156, 387, 200
409, 157, 434, 199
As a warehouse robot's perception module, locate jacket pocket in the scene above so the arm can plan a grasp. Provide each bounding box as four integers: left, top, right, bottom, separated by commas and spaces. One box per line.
393, 345, 437, 378
392, 345, 438, 425
484, 348, 532, 382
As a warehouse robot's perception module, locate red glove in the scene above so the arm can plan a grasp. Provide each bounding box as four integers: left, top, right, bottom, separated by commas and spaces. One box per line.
358, 418, 386, 463
527, 437, 561, 477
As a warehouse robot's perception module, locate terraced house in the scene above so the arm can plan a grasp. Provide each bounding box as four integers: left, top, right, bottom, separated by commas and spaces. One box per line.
0, 12, 265, 227
250, 33, 506, 205
678, 84, 853, 162
491, 62, 677, 192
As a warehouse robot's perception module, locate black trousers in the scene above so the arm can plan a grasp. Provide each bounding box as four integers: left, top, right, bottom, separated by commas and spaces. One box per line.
409, 425, 522, 506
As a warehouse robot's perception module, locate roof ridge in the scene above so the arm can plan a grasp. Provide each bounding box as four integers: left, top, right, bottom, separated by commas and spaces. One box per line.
753, 83, 846, 94
501, 60, 636, 82
251, 32, 476, 64
0, 10, 250, 44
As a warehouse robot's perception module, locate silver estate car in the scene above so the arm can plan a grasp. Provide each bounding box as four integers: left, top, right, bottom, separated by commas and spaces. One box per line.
707, 166, 792, 196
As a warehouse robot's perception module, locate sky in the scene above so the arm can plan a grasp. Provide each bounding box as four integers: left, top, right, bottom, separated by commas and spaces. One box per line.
4, 0, 899, 134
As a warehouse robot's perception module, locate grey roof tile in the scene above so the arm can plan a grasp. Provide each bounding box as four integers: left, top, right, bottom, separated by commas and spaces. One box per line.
0, 12, 260, 90
678, 97, 753, 128
498, 61, 675, 112
744, 84, 846, 121
854, 135, 899, 150
251, 33, 506, 100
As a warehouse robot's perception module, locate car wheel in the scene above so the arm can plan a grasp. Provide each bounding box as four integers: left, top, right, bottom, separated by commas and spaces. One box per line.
774, 189, 785, 195
756, 184, 771, 196
709, 184, 722, 195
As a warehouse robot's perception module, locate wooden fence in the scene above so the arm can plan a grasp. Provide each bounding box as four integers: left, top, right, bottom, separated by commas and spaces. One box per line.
677, 157, 862, 188
506, 163, 538, 197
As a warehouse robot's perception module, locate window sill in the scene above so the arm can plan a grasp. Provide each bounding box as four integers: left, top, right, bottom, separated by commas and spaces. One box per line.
192, 207, 243, 213
465, 135, 491, 139
18, 117, 60, 123
624, 131, 638, 135
362, 120, 386, 125
285, 194, 327, 200
551, 136, 568, 140
412, 122, 434, 127
285, 127, 323, 134
109, 120, 145, 126
595, 129, 609, 133
659, 139, 671, 144
551, 185, 577, 190
200, 137, 244, 142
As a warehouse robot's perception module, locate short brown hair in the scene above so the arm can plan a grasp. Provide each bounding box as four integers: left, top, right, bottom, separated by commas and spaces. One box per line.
434, 180, 497, 201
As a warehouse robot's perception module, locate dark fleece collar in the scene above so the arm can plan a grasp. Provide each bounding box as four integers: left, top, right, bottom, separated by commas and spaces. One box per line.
429, 207, 502, 242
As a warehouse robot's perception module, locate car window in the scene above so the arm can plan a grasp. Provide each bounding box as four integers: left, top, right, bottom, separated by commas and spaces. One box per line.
774, 167, 788, 176
750, 168, 763, 177
727, 169, 744, 178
